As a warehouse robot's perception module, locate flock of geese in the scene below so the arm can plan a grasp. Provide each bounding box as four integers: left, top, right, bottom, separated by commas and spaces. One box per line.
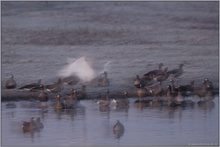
4, 63, 217, 134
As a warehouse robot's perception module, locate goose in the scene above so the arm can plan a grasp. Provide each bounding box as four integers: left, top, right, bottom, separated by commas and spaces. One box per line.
170, 79, 179, 94
64, 89, 79, 109
134, 75, 146, 88
19, 79, 42, 97
19, 79, 42, 91
153, 67, 170, 82
135, 84, 152, 105
54, 94, 65, 109
203, 78, 214, 90
5, 74, 17, 89
113, 120, 125, 139
98, 71, 109, 87
148, 82, 163, 98
45, 78, 63, 93
96, 89, 111, 107
168, 64, 184, 78
143, 63, 164, 79
38, 84, 49, 108
62, 75, 80, 86
113, 120, 124, 131
177, 81, 195, 96
112, 91, 130, 107
75, 85, 87, 100
21, 117, 36, 133
137, 84, 148, 101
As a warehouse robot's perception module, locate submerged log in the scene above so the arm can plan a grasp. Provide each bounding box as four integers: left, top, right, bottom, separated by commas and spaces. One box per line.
1, 87, 218, 102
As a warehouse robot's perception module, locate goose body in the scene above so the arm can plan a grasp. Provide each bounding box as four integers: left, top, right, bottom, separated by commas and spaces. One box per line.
19, 79, 42, 91
98, 71, 109, 87
168, 64, 184, 78
5, 74, 17, 89
96, 89, 111, 107
46, 78, 63, 93
112, 91, 130, 107
143, 63, 164, 79
22, 117, 36, 133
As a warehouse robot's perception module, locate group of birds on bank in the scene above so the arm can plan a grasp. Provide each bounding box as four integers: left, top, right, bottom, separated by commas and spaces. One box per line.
4, 63, 216, 135
4, 62, 216, 109
4, 73, 106, 109
133, 63, 216, 107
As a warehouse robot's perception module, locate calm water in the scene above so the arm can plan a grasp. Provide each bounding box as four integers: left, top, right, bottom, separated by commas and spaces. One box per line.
1, 96, 219, 146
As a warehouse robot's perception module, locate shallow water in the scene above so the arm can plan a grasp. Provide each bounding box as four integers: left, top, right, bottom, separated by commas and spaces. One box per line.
1, 97, 218, 146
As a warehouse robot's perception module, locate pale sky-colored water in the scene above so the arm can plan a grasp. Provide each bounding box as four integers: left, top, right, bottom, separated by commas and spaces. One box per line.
1, 97, 219, 146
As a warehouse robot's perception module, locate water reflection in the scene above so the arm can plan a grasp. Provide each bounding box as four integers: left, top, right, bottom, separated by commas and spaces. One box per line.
53, 105, 86, 121
197, 101, 215, 111
1, 96, 218, 146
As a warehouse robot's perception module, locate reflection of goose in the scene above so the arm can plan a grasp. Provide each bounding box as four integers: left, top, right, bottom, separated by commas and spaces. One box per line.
113, 120, 125, 139
5, 74, 17, 89
198, 100, 215, 110
34, 117, 44, 130
5, 102, 16, 108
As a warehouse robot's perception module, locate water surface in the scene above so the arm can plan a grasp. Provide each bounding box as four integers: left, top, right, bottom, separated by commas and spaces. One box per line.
1, 97, 219, 146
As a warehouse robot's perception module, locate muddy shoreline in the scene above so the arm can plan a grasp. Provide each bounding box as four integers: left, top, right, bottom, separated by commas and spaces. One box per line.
2, 2, 219, 102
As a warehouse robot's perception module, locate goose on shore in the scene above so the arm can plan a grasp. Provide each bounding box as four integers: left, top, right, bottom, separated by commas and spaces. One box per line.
5, 74, 17, 89
168, 64, 184, 78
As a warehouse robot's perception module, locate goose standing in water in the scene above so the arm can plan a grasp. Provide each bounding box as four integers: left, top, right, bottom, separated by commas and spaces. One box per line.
38, 84, 49, 108
21, 117, 36, 133
112, 91, 130, 107
113, 120, 125, 139
64, 89, 79, 109
96, 89, 111, 107
5, 74, 17, 89
54, 94, 65, 110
